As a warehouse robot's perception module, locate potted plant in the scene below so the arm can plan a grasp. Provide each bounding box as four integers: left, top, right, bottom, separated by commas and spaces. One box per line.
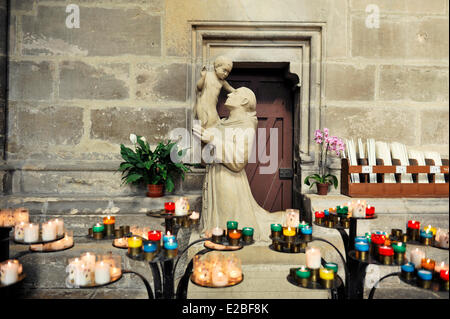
304, 128, 345, 195
118, 134, 190, 197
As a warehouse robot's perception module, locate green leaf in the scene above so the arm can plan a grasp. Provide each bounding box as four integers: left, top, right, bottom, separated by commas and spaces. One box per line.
125, 173, 142, 184
165, 176, 175, 192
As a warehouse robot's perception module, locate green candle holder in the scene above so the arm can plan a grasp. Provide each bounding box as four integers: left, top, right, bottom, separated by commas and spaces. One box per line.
227, 221, 238, 230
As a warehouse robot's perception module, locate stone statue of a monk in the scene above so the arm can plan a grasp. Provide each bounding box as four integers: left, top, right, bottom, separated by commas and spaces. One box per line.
193, 87, 280, 242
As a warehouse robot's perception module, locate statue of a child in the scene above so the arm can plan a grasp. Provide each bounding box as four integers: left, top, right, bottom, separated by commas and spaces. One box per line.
193, 56, 235, 128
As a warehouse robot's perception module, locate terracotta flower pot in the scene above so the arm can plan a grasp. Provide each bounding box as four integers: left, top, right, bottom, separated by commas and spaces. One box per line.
147, 184, 164, 198
316, 183, 330, 196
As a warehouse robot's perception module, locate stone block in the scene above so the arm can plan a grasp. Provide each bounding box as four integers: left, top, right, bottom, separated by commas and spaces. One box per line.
135, 63, 187, 102
59, 61, 129, 100
21, 5, 161, 56
9, 61, 54, 101
90, 106, 186, 145
182, 171, 204, 193
420, 109, 450, 145
7, 103, 84, 156
379, 65, 448, 102
324, 106, 417, 145
165, 0, 348, 58
325, 64, 376, 101
350, 0, 447, 14
352, 17, 449, 60
10, 0, 35, 12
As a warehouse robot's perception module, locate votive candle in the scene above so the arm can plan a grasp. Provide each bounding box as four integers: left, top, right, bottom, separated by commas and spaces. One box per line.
305, 247, 321, 269
23, 223, 39, 243
42, 221, 57, 241
94, 261, 111, 285
410, 248, 426, 269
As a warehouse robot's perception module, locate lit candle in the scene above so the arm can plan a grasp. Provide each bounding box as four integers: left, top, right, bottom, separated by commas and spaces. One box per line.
143, 241, 157, 253
315, 211, 325, 219
94, 261, 111, 285
420, 229, 434, 246
93, 223, 104, 233
355, 236, 368, 243
300, 225, 313, 241
365, 205, 375, 217
0, 260, 20, 286
74, 263, 90, 286
164, 202, 175, 214
242, 227, 254, 244
23, 223, 39, 243
401, 262, 415, 281
298, 221, 309, 230
421, 258, 436, 272
417, 270, 433, 289
355, 241, 369, 260
319, 268, 334, 280
296, 266, 311, 278
440, 270, 449, 281
148, 230, 162, 242
52, 219, 65, 237
164, 238, 178, 258
211, 268, 229, 287
228, 229, 242, 246
378, 245, 394, 264
305, 247, 321, 269
284, 209, 300, 228
407, 220, 420, 229
270, 224, 282, 238
410, 248, 426, 269
127, 236, 143, 248
163, 231, 176, 243
175, 197, 190, 216
102, 215, 115, 225
424, 225, 436, 236
14, 222, 28, 241
189, 211, 200, 224
81, 252, 96, 273
392, 242, 406, 253
283, 227, 296, 237
371, 233, 386, 245
42, 221, 57, 241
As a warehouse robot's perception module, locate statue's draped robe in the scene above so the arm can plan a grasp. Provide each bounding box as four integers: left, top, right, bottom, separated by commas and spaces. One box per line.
200, 111, 279, 242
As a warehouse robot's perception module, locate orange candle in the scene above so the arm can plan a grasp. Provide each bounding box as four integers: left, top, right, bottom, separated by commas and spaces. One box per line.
103, 216, 116, 225
228, 229, 242, 239
421, 258, 436, 272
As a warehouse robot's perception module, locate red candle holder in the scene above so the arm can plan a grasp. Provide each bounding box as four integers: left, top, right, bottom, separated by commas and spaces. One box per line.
365, 206, 375, 217
371, 233, 386, 245
164, 202, 175, 214
440, 269, 449, 281
148, 230, 162, 241
315, 211, 325, 218
407, 220, 420, 230
378, 245, 394, 265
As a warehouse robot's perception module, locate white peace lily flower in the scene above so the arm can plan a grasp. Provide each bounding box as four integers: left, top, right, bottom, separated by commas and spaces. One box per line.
141, 136, 147, 143
129, 134, 137, 144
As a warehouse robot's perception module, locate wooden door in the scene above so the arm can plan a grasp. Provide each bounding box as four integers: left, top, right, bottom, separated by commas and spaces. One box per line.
217, 68, 294, 212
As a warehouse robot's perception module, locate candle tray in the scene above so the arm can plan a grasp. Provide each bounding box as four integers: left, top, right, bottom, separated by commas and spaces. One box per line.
189, 274, 244, 288
286, 273, 343, 290
29, 243, 74, 253
146, 209, 192, 219
0, 273, 26, 289
313, 220, 348, 230
348, 250, 408, 266
13, 232, 65, 245
399, 274, 449, 294
341, 158, 449, 198
112, 239, 128, 249
73, 272, 123, 289
268, 242, 306, 254
204, 230, 255, 251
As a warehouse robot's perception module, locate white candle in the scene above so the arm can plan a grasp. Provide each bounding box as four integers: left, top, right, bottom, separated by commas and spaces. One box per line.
74, 263, 90, 286
227, 266, 242, 284
23, 223, 39, 243
410, 248, 426, 269
284, 209, 300, 228
14, 222, 28, 241
435, 228, 449, 249
110, 267, 122, 280
306, 247, 321, 269
63, 233, 73, 248
94, 261, 111, 285
212, 227, 224, 236
189, 211, 200, 220
81, 252, 96, 271
42, 221, 57, 241
52, 219, 64, 237
175, 197, 190, 216
211, 268, 229, 287
0, 261, 20, 286
435, 262, 449, 273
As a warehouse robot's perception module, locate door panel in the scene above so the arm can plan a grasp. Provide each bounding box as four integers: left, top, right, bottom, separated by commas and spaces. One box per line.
217, 69, 293, 211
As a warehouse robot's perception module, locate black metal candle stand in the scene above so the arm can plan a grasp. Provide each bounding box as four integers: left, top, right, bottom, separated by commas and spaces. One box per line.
87, 226, 132, 241
348, 250, 408, 266
205, 230, 255, 251
146, 210, 200, 230
269, 233, 311, 254
398, 273, 449, 294
126, 247, 178, 264
189, 274, 244, 289
13, 232, 65, 246
314, 214, 377, 230
286, 272, 343, 290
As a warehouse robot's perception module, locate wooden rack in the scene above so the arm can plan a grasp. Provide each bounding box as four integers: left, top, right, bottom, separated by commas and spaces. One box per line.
341, 158, 449, 198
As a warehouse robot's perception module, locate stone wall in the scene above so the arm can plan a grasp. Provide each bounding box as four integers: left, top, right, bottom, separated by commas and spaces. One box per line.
1, 0, 449, 196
